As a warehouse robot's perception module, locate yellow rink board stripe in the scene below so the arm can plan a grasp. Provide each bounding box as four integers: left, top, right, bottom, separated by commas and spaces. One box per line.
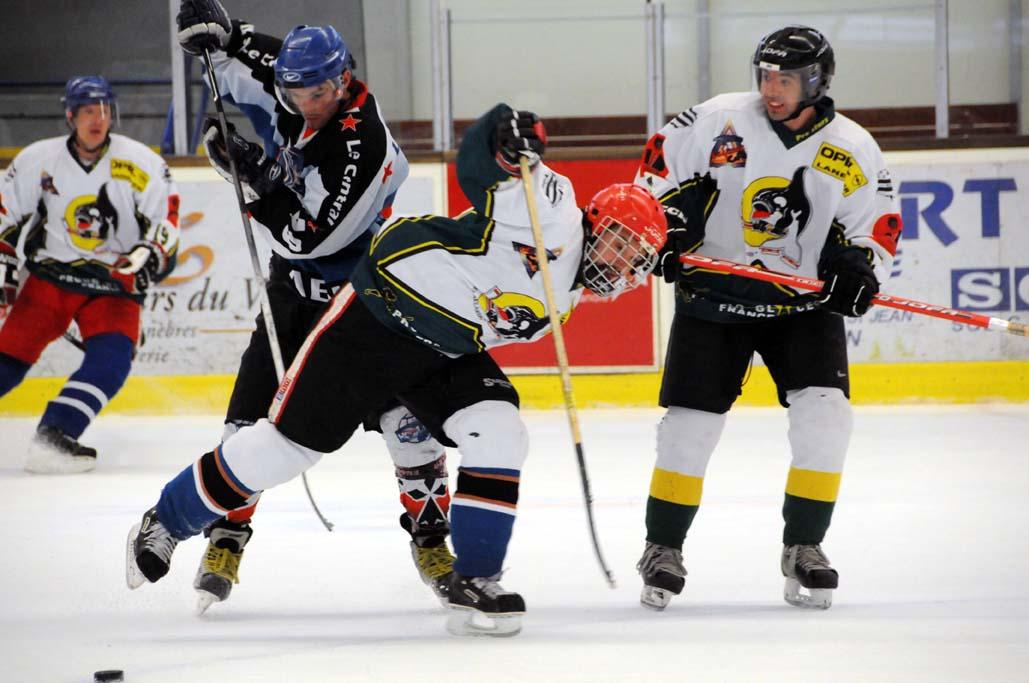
649, 467, 704, 506
785, 466, 842, 503
0, 360, 1027, 416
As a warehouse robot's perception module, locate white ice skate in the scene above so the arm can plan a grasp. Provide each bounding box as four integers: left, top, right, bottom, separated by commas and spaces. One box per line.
24, 426, 96, 474
781, 544, 838, 610
445, 573, 524, 637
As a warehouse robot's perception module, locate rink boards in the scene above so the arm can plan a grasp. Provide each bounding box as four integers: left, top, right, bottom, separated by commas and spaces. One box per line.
1, 148, 1027, 413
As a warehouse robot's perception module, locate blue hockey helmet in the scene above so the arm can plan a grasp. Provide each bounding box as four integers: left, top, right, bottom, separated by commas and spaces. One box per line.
63, 76, 117, 113
273, 25, 355, 114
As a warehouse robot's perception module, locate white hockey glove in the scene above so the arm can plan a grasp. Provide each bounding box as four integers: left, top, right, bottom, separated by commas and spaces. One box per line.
177, 0, 232, 56
114, 243, 168, 295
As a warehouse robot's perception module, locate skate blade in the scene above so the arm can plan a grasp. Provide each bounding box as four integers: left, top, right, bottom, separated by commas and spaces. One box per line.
783, 578, 833, 610
24, 447, 95, 474
195, 591, 219, 616
445, 607, 522, 637
640, 585, 676, 610
125, 523, 146, 590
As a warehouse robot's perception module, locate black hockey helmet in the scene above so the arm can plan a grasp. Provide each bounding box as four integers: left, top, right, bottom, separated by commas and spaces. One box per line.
752, 25, 834, 110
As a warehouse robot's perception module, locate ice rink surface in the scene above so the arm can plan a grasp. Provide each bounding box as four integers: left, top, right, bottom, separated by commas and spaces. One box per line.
2, 405, 1028, 682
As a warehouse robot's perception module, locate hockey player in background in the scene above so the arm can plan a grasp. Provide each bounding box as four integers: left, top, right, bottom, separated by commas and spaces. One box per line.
0, 76, 180, 474
126, 102, 668, 637
634, 25, 902, 610
175, 0, 454, 614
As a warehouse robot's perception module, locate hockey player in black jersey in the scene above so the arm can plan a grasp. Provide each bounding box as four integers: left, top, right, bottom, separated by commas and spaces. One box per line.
174, 0, 453, 614
127, 102, 668, 637
635, 26, 901, 611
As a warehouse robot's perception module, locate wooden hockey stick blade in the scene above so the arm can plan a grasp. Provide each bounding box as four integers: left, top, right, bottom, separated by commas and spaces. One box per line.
679, 253, 1028, 337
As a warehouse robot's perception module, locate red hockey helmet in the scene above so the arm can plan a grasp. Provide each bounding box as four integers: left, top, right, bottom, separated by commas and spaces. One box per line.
581, 183, 667, 298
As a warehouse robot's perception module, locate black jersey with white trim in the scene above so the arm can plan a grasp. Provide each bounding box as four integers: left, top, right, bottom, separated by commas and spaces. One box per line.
210, 22, 408, 296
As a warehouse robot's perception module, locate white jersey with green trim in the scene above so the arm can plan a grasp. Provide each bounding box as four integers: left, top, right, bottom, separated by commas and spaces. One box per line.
356, 162, 585, 355
636, 91, 901, 320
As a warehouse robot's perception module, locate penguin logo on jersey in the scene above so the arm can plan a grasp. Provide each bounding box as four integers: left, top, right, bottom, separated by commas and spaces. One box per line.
64, 184, 119, 251
477, 287, 549, 340
709, 121, 747, 168
741, 167, 810, 269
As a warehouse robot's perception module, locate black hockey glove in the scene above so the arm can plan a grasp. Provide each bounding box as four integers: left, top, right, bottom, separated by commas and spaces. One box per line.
495, 109, 547, 176
0, 242, 18, 307
652, 205, 704, 284
201, 118, 287, 200
113, 243, 165, 295
817, 248, 879, 317
177, 0, 232, 56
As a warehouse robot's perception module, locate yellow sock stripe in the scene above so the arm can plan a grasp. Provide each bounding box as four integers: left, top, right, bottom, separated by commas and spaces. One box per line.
649, 467, 704, 506
785, 467, 842, 503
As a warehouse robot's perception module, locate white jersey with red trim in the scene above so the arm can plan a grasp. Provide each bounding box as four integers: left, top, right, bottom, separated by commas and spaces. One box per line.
635, 91, 901, 321
0, 133, 180, 298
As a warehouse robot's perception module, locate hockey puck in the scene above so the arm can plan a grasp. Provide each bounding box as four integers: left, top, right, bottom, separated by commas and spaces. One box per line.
94, 670, 124, 682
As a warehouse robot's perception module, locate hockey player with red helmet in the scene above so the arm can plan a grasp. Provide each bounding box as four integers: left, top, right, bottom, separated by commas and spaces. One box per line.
126, 102, 667, 637
635, 26, 901, 611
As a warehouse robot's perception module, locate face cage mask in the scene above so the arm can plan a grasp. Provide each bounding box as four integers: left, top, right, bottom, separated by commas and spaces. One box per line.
274, 75, 344, 115
581, 216, 659, 298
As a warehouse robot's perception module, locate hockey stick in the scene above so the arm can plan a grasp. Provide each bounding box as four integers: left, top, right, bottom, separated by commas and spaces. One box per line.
201, 49, 334, 531
678, 253, 1029, 337
519, 157, 616, 588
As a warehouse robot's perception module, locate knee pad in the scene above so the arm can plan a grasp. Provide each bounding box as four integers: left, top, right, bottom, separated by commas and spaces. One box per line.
656, 406, 727, 477
786, 386, 852, 472
219, 418, 324, 491
379, 404, 445, 469
442, 400, 527, 471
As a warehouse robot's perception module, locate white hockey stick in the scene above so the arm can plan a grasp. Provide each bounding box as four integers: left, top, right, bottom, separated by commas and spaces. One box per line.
202, 49, 333, 531
519, 156, 616, 588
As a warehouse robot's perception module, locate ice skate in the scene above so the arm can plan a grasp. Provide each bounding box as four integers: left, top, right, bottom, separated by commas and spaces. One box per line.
126, 507, 179, 589
24, 425, 97, 474
410, 541, 455, 606
445, 573, 525, 637
637, 541, 686, 610
193, 519, 253, 615
781, 544, 838, 609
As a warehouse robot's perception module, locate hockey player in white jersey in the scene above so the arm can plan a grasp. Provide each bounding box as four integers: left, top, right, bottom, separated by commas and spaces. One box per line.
634, 26, 902, 610
126, 102, 667, 637
0, 76, 180, 473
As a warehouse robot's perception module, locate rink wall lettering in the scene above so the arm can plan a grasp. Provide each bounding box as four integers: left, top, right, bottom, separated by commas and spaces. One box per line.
1, 151, 1026, 414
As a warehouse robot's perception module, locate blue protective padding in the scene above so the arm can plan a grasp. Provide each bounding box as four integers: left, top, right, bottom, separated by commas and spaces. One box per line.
0, 353, 30, 397
451, 501, 516, 578
155, 462, 222, 540
40, 333, 133, 438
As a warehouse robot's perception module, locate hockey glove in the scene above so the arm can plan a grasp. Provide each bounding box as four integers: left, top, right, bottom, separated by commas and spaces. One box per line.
177, 0, 232, 56
495, 109, 547, 176
114, 243, 167, 295
201, 118, 287, 201
652, 205, 704, 284
0, 242, 18, 307
817, 248, 879, 317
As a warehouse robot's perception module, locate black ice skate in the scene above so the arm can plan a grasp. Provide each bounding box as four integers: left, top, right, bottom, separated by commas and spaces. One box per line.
401, 513, 454, 606
446, 573, 525, 637
193, 519, 253, 615
24, 425, 98, 474
781, 544, 838, 609
126, 507, 180, 589
637, 541, 686, 610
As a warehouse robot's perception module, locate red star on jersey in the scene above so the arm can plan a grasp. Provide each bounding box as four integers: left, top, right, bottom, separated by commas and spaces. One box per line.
340, 114, 361, 132
381, 162, 393, 182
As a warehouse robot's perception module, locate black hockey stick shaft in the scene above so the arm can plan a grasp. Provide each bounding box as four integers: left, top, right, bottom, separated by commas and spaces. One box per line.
519, 157, 616, 588
201, 49, 334, 532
